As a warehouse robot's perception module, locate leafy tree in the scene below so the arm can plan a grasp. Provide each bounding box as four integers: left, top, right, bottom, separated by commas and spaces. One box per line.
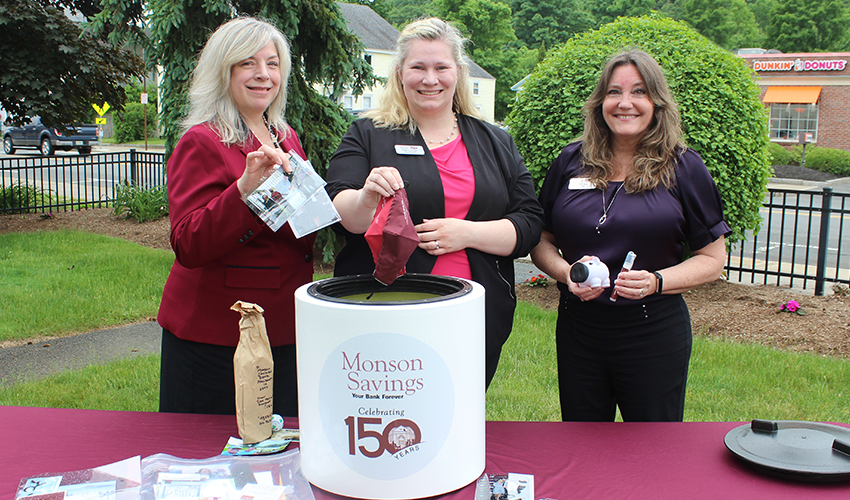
380, 0, 438, 27
506, 15, 771, 246
438, 0, 515, 54
438, 0, 535, 121
0, 1, 143, 128
510, 0, 594, 49
766, 0, 848, 52
114, 83, 158, 143
682, 0, 764, 50
747, 0, 777, 33
589, 0, 656, 27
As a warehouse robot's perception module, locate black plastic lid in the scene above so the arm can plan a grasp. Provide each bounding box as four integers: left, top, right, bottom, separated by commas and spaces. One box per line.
725, 420, 850, 482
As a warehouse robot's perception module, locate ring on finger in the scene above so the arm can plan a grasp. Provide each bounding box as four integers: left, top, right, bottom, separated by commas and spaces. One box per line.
435, 241, 440, 250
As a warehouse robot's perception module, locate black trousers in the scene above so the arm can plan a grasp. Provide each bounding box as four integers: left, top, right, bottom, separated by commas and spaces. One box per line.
159, 329, 299, 416
555, 294, 692, 422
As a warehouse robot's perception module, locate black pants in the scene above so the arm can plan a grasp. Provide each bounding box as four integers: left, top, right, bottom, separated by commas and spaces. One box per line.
556, 294, 692, 422
159, 329, 299, 416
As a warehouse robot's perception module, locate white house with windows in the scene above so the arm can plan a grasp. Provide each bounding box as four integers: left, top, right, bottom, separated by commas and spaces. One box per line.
334, 3, 497, 122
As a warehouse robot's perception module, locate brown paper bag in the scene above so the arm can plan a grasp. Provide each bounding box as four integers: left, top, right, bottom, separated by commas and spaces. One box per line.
231, 301, 274, 444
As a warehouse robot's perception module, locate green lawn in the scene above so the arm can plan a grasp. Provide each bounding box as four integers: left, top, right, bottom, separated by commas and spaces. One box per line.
2, 230, 849, 423
0, 230, 173, 341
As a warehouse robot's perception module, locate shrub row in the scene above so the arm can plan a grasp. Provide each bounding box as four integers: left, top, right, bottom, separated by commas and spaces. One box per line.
768, 143, 850, 177
113, 182, 168, 223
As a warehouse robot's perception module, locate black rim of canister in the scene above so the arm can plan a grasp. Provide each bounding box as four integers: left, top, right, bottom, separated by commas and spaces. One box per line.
307, 273, 472, 305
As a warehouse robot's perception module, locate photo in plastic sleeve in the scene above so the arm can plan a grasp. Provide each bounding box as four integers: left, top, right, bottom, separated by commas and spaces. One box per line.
244, 151, 330, 234
245, 168, 305, 231
16, 456, 141, 500
288, 188, 341, 239
481, 473, 534, 500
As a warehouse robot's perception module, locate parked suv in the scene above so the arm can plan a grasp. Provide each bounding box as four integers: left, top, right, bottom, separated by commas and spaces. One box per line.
3, 117, 98, 155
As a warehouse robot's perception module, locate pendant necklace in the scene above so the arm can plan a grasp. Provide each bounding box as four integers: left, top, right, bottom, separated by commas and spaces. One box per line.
596, 183, 625, 233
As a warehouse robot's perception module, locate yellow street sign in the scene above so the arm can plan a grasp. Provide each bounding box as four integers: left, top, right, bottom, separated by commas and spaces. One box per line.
95, 117, 107, 125
92, 102, 111, 116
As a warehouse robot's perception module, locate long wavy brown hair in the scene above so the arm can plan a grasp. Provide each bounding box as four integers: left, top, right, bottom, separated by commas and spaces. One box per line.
581, 49, 685, 193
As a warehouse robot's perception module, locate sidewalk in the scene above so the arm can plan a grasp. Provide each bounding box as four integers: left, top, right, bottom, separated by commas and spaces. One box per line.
0, 322, 161, 386
92, 143, 165, 153
768, 175, 850, 193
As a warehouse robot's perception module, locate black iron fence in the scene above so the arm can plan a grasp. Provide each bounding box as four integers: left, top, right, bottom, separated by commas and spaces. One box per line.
2, 151, 848, 294
0, 150, 165, 213
726, 187, 849, 295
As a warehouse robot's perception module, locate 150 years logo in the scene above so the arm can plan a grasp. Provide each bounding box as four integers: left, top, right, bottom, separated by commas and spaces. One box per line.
319, 332, 454, 479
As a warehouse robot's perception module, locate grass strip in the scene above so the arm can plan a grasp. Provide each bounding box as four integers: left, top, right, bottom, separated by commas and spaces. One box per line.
0, 230, 173, 342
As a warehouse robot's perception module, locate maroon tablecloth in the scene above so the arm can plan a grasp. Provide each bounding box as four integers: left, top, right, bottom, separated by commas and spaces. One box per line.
2, 406, 848, 499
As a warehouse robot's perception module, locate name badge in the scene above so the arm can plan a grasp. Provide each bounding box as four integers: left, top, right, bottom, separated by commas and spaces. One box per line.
395, 145, 425, 155
569, 177, 595, 190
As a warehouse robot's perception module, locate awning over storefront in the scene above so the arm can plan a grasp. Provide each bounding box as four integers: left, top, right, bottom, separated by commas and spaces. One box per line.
762, 86, 822, 103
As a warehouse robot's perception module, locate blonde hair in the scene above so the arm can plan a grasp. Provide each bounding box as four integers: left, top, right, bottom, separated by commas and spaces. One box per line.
364, 17, 482, 133
581, 49, 685, 193
182, 16, 291, 145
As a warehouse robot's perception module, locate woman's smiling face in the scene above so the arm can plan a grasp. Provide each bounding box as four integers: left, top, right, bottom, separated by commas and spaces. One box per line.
602, 63, 655, 143
229, 41, 281, 120
399, 39, 458, 118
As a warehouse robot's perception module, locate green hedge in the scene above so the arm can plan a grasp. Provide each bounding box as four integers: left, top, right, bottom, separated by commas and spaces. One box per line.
507, 15, 772, 246
801, 146, 850, 177
767, 142, 797, 166
114, 83, 159, 143
771, 143, 850, 177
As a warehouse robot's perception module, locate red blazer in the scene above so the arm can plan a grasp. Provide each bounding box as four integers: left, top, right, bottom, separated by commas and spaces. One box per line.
157, 124, 316, 347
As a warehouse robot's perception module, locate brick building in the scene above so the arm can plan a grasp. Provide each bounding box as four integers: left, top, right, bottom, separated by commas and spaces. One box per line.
739, 51, 850, 152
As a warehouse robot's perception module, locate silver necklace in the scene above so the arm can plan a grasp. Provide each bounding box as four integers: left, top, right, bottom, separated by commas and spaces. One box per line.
596, 183, 625, 233
427, 115, 458, 145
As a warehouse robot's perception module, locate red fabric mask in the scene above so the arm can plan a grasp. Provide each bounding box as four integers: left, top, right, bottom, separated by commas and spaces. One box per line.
364, 188, 419, 285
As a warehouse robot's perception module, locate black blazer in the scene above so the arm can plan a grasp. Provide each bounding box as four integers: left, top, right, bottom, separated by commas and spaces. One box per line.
326, 114, 544, 358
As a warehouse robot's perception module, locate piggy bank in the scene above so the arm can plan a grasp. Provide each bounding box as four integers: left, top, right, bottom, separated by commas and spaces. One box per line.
569, 257, 610, 288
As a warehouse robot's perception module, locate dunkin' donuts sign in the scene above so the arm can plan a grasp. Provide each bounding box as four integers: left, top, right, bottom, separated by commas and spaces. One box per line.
753, 58, 848, 72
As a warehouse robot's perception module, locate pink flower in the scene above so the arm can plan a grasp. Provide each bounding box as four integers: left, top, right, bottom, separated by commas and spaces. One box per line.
785, 300, 799, 312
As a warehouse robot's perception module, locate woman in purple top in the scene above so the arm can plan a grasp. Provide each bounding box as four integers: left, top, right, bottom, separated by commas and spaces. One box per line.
531, 50, 731, 422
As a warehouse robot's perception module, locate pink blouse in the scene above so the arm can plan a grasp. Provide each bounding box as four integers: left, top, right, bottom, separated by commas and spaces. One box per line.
429, 134, 474, 280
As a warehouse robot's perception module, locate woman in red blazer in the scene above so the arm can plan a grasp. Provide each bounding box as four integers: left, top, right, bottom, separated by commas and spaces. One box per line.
157, 17, 315, 415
